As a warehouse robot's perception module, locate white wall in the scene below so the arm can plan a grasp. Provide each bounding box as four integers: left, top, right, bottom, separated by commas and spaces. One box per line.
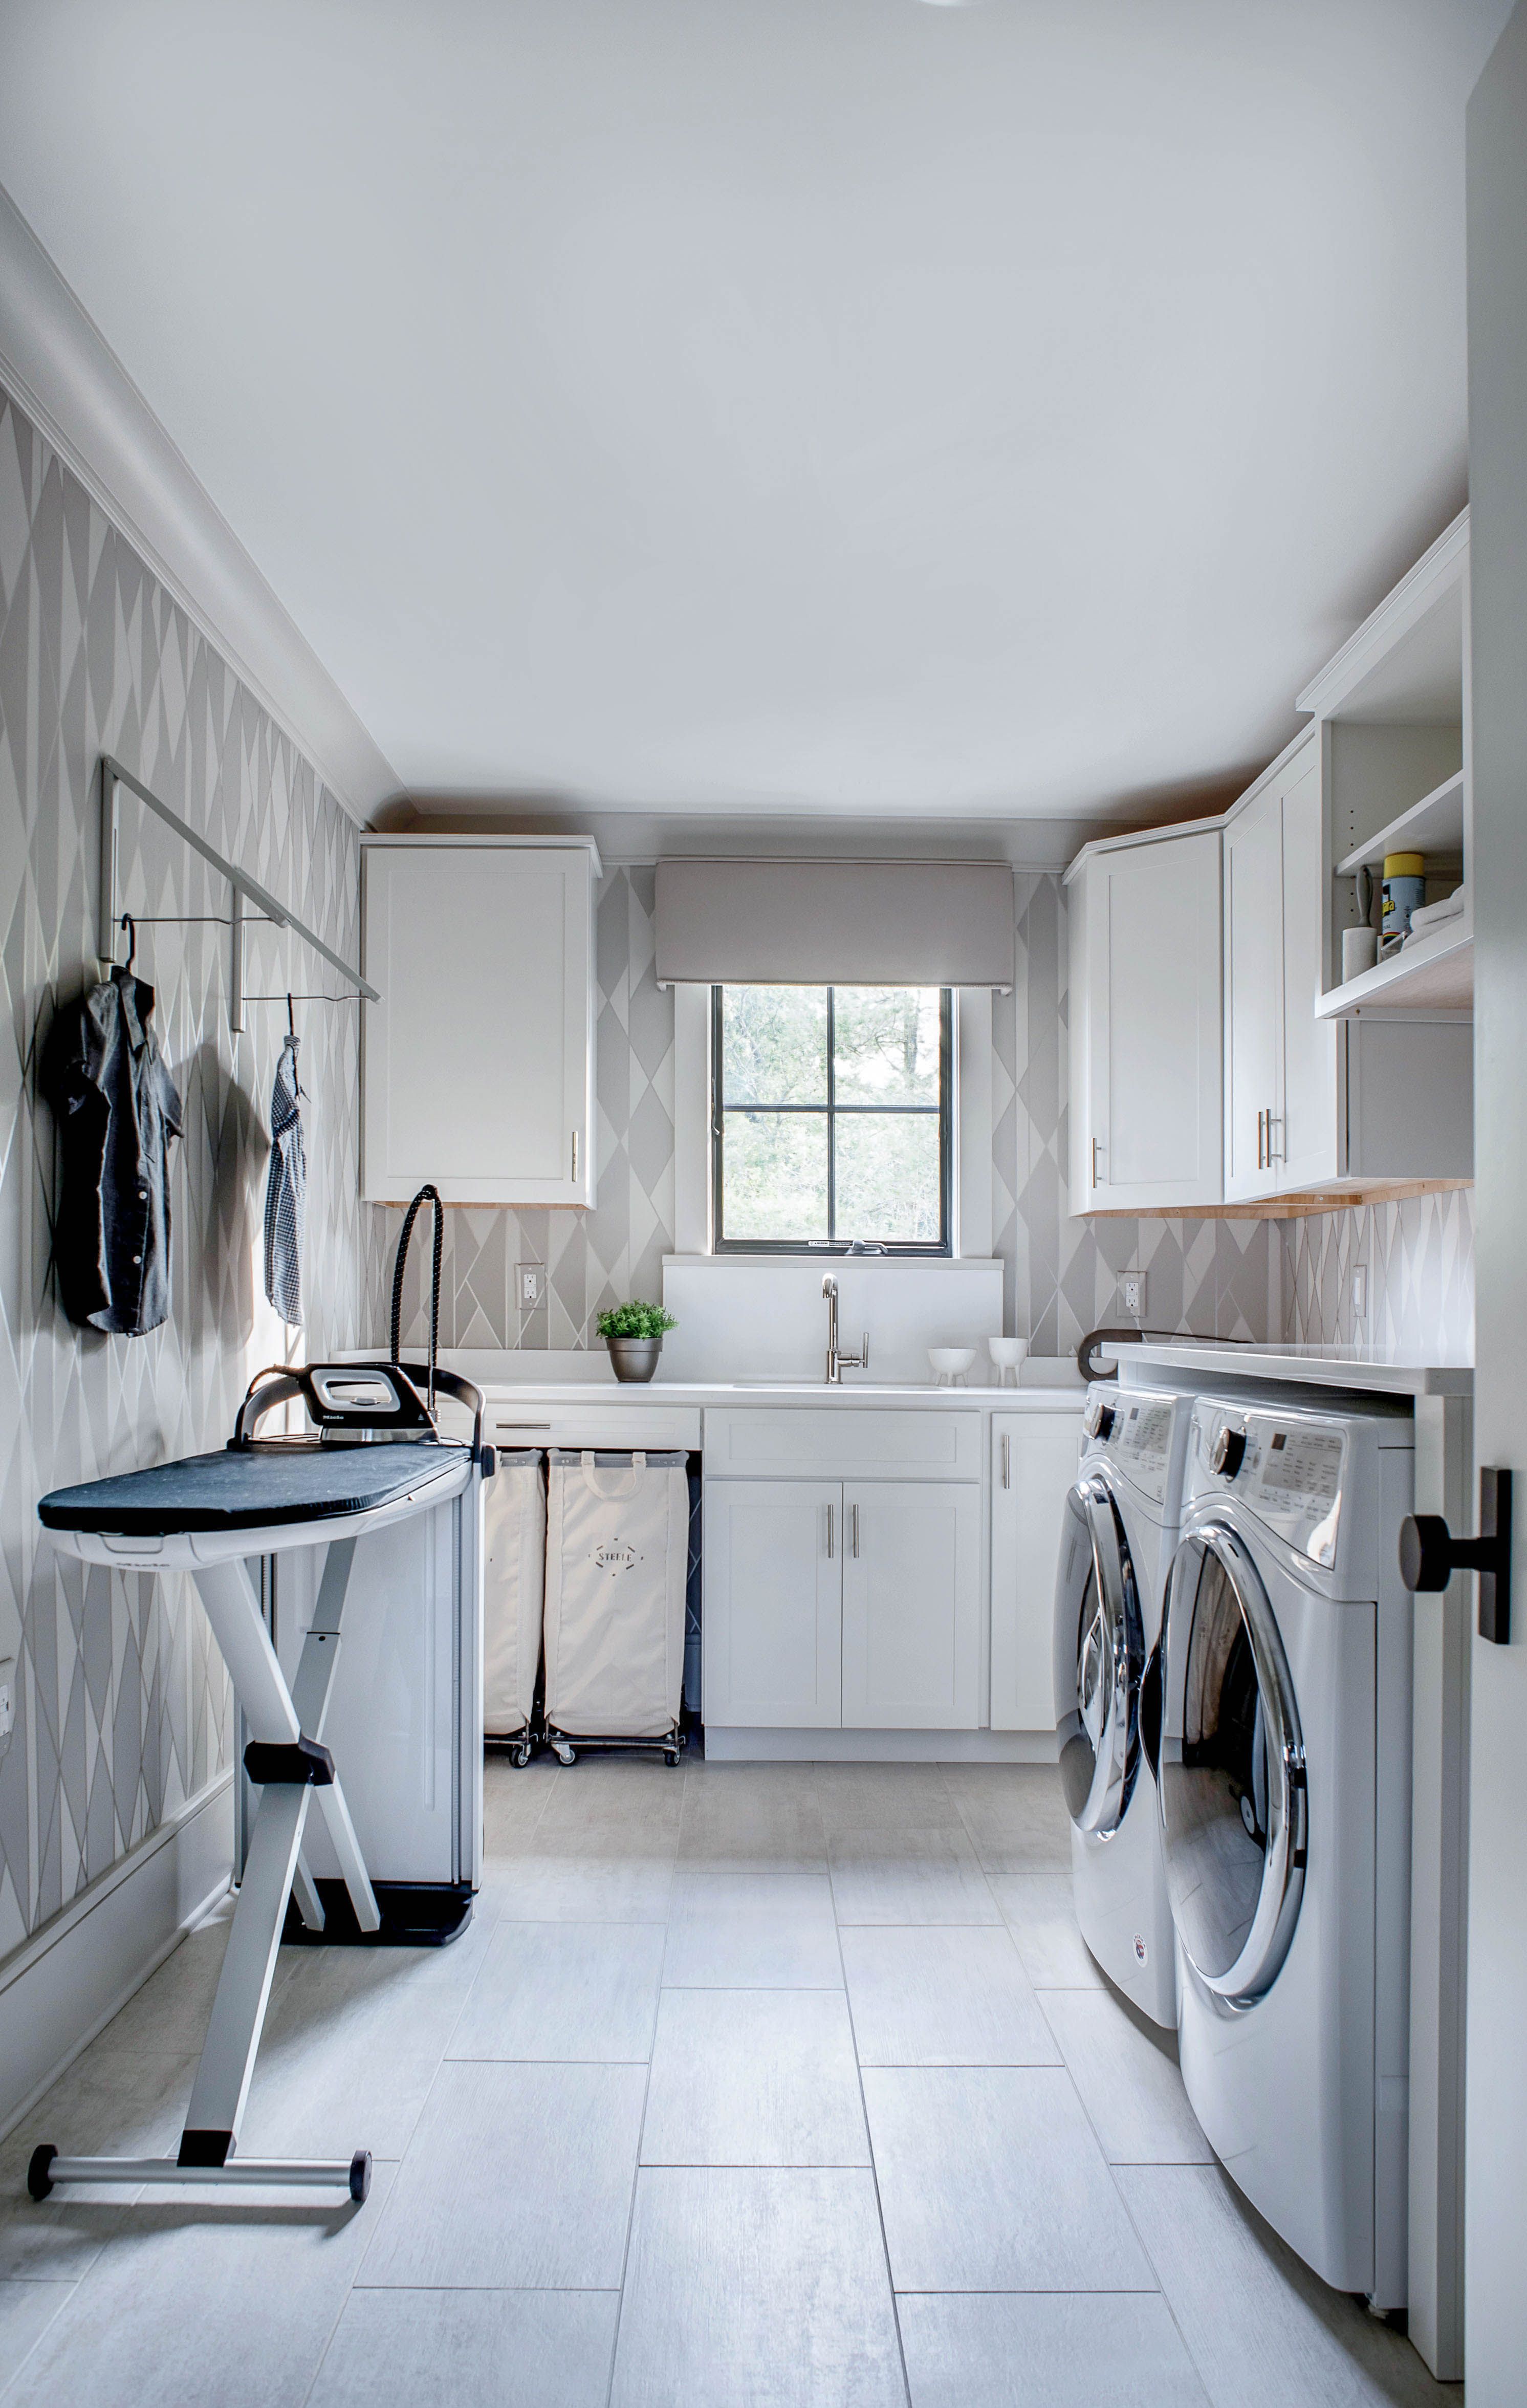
660, 1257, 1005, 1384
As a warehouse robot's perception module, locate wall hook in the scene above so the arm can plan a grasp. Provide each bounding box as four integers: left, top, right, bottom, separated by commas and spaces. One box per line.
119, 912, 136, 971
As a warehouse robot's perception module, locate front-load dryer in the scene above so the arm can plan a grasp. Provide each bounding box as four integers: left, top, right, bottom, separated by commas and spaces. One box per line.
1155, 1392, 1415, 2310
1054, 1381, 1195, 2026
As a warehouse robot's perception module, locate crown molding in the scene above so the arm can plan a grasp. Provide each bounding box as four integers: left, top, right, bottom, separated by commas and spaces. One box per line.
0, 182, 399, 827
1295, 506, 1470, 722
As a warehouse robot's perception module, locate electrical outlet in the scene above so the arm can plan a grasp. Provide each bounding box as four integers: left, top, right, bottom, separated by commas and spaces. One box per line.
1352, 1264, 1368, 1321
0, 1659, 14, 1758
516, 1263, 546, 1311
1120, 1270, 1146, 1318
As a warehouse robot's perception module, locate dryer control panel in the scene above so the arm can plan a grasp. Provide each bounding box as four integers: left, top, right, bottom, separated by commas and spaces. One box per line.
1189, 1400, 1346, 1566
1082, 1387, 1178, 1508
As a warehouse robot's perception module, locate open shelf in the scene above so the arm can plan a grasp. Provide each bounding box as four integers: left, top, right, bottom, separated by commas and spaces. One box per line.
1315, 908, 1473, 1019
1335, 769, 1466, 876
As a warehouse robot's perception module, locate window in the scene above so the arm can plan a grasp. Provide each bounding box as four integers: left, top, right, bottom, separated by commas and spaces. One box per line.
712, 986, 951, 1253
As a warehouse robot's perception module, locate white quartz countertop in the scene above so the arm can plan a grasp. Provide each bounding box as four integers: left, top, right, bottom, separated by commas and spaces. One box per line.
1118, 1339, 1473, 1400
473, 1381, 1084, 1408
342, 1348, 1085, 1410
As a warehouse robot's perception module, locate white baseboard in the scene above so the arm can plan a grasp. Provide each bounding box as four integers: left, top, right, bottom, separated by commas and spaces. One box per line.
701, 1727, 1060, 1764
0, 1771, 234, 2144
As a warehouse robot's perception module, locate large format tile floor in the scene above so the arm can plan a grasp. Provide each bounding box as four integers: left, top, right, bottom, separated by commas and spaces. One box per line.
0, 1758, 1451, 2406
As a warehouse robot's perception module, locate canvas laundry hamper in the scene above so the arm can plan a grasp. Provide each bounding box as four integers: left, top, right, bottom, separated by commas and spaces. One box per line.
482, 1448, 546, 1758
543, 1449, 689, 1760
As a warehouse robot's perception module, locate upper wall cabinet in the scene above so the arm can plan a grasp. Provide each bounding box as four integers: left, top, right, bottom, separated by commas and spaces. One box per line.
361, 837, 599, 1206
1224, 735, 1340, 1199
1067, 827, 1223, 1213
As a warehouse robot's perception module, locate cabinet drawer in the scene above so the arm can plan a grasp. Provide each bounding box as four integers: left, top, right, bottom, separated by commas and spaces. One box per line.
703, 1408, 980, 1482
491, 1404, 702, 1452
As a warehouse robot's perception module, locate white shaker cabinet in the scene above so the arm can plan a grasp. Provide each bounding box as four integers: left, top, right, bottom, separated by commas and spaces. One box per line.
840, 1482, 981, 1729
1224, 736, 1339, 1201
1068, 828, 1223, 1212
1221, 736, 1469, 1198
989, 1414, 1081, 1731
702, 1480, 842, 1729
361, 836, 599, 1205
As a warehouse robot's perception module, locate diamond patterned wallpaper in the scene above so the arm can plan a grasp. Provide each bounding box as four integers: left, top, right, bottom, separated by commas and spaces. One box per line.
1283, 1186, 1474, 1358
383, 862, 1284, 1359
0, 382, 381, 1960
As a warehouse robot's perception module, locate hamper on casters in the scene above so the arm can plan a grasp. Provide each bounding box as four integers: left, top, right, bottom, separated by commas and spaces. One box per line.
543, 1449, 688, 1763
483, 1448, 546, 1761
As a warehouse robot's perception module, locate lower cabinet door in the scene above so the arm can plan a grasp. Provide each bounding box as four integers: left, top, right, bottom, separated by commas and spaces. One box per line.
989, 1413, 1082, 1731
840, 1481, 981, 1730
702, 1480, 842, 1727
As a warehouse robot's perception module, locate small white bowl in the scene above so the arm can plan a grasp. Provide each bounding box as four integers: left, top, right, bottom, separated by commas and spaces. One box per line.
928, 1347, 977, 1387
987, 1337, 1029, 1386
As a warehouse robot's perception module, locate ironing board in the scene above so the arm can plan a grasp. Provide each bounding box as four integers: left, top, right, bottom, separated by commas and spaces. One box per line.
29, 1362, 484, 2205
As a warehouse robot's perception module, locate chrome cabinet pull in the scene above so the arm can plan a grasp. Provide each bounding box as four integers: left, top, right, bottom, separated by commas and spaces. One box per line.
1001, 1431, 1011, 1489
571, 1130, 578, 1181
826, 1504, 834, 1559
1255, 1108, 1266, 1171
1090, 1135, 1100, 1187
851, 1502, 860, 1558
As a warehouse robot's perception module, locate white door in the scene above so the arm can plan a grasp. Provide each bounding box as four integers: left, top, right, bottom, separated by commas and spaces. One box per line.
840, 1482, 980, 1729
990, 1414, 1082, 1730
1223, 786, 1283, 1202
702, 1481, 841, 1728
1464, 26, 1526, 2399
362, 842, 593, 1205
1087, 832, 1223, 1210
1277, 745, 1340, 1190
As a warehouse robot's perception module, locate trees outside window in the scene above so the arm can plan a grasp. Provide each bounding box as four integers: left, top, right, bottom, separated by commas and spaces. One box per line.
712, 985, 951, 1252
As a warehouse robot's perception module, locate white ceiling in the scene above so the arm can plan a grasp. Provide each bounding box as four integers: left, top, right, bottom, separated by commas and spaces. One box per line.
0, 0, 1510, 825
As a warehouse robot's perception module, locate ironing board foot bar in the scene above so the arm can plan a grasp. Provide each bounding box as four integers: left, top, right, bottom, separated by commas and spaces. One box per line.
29, 2148, 372, 2203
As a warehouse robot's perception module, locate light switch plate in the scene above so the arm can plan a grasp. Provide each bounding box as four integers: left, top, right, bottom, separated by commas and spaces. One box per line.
1351, 1264, 1368, 1320
1120, 1271, 1146, 1318
516, 1263, 546, 1310
0, 1658, 14, 1756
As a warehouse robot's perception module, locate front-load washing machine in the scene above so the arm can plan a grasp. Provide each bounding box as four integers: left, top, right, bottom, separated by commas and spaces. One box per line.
1053, 1381, 1195, 2027
1155, 1391, 1414, 2309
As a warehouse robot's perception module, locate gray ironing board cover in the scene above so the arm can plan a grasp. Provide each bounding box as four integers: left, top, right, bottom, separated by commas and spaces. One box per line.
39, 1440, 471, 1535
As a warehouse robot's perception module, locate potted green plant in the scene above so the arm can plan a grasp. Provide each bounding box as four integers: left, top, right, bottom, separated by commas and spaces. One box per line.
595, 1299, 678, 1384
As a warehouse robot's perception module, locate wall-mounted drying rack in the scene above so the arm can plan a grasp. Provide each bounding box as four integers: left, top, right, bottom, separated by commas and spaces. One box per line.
99, 755, 379, 1034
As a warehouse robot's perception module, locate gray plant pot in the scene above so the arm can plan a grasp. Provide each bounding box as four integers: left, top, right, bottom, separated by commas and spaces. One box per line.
606, 1336, 663, 1384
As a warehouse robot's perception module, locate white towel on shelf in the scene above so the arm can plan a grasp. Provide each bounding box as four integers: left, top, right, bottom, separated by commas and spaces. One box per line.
1405, 885, 1467, 941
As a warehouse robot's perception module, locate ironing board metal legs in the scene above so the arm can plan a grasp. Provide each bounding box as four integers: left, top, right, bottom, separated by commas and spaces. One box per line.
29, 1539, 378, 2205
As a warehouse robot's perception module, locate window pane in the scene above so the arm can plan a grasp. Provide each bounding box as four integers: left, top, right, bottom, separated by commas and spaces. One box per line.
721, 987, 828, 1105
722, 1112, 830, 1242
833, 989, 942, 1105
835, 1112, 943, 1244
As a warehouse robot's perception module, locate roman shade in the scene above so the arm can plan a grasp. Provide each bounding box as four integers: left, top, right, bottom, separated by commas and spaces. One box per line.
653, 859, 1014, 987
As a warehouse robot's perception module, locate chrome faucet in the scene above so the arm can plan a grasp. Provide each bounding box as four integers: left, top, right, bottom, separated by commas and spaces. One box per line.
822, 1274, 869, 1385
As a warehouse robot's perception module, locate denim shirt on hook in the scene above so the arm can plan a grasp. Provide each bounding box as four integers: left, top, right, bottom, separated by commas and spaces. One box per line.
41, 966, 183, 1335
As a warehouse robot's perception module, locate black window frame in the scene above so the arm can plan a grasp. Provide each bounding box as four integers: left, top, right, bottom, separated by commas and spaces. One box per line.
710, 984, 953, 1256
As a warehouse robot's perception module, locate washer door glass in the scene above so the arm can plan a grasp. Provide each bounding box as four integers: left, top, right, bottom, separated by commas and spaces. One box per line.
1055, 1476, 1144, 1839
1157, 1525, 1307, 2007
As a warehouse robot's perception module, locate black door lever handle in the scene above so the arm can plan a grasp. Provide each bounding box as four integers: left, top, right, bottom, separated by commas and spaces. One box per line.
1399, 1467, 1513, 1644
